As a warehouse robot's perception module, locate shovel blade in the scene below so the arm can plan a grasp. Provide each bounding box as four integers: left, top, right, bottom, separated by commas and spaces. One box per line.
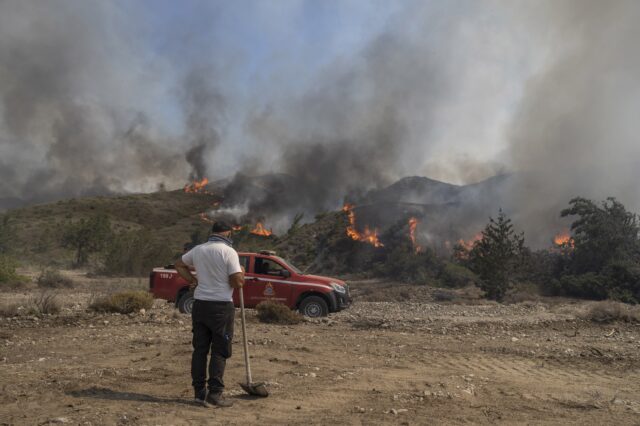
240, 382, 269, 397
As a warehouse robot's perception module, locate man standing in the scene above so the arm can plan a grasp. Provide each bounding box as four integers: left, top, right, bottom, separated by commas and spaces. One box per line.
175, 221, 244, 407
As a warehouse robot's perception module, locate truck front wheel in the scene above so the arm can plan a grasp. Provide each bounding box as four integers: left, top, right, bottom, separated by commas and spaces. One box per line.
299, 295, 328, 318
177, 291, 195, 314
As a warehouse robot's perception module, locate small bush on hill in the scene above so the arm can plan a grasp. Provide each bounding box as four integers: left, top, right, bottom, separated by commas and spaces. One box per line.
256, 300, 303, 324
102, 229, 173, 276
0, 255, 27, 288
89, 290, 153, 314
37, 268, 74, 289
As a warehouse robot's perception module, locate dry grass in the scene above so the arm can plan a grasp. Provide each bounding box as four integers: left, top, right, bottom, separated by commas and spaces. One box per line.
29, 292, 61, 315
582, 301, 640, 323
37, 268, 74, 289
89, 290, 154, 314
256, 300, 303, 324
0, 303, 21, 317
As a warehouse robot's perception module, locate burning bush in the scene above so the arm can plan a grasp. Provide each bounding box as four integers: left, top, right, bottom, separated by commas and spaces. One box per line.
255, 300, 303, 324
89, 290, 153, 314
37, 268, 74, 289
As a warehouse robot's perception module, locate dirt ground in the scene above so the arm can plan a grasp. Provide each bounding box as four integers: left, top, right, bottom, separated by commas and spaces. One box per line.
1, 273, 640, 425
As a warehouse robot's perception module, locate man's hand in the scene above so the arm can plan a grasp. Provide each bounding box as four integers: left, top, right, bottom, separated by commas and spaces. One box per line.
229, 271, 244, 289
175, 258, 198, 290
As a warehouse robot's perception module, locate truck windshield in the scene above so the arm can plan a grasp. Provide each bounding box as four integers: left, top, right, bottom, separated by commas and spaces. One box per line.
276, 257, 302, 274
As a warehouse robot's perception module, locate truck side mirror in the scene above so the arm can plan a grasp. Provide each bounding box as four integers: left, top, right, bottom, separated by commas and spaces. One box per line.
280, 269, 291, 278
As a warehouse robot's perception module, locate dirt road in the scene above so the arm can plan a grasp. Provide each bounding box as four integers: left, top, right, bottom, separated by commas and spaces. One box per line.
1, 278, 640, 425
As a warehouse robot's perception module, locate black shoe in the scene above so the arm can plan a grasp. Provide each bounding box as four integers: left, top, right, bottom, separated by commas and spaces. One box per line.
206, 391, 234, 407
194, 388, 209, 407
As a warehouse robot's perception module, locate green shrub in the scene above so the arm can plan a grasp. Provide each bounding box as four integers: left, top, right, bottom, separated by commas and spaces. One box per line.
438, 262, 478, 288
0, 255, 18, 283
552, 273, 611, 300
102, 229, 173, 276
89, 290, 153, 314
0, 255, 26, 288
256, 300, 303, 324
37, 269, 74, 289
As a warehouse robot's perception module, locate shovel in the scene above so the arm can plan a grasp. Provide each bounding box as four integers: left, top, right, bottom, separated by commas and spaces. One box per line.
238, 286, 269, 397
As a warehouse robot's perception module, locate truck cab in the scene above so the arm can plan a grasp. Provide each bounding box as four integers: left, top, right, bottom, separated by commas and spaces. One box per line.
149, 250, 351, 318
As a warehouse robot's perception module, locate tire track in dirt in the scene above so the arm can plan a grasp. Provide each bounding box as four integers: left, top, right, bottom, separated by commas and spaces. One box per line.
418, 351, 640, 384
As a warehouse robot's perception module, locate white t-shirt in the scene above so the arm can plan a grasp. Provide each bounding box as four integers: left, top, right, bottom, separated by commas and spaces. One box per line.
182, 241, 242, 302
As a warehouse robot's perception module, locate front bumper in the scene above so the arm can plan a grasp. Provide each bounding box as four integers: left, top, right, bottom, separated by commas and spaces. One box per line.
331, 284, 352, 312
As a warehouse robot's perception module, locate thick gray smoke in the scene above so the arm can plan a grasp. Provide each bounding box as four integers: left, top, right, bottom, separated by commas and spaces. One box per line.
2, 0, 639, 249
0, 1, 223, 208
506, 0, 640, 246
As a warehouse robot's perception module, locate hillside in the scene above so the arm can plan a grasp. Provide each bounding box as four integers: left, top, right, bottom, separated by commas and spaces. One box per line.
3, 190, 221, 266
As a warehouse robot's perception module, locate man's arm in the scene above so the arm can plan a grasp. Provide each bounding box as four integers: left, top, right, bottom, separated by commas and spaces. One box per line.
229, 267, 244, 289
175, 258, 198, 290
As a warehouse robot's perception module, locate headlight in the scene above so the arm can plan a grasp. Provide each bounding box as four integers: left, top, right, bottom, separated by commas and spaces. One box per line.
330, 282, 346, 293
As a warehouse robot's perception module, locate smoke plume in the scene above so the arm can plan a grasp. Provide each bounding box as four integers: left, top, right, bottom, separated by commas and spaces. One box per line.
506, 0, 640, 246
1, 0, 639, 249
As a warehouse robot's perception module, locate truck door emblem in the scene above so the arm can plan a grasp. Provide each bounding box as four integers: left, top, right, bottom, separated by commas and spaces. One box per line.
263, 282, 274, 296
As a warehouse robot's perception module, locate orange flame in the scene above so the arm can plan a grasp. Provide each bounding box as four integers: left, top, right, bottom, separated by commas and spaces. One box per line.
232, 225, 243, 231
199, 212, 213, 223
184, 178, 209, 193
342, 204, 384, 247
454, 232, 483, 260
251, 222, 273, 237
553, 229, 575, 248
408, 217, 422, 253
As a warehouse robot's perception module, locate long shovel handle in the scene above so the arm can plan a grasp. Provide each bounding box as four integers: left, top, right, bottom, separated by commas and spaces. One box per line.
239, 287, 252, 384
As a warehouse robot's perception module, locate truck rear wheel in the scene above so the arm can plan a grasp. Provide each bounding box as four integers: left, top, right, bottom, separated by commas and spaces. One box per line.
177, 291, 194, 314
299, 295, 328, 318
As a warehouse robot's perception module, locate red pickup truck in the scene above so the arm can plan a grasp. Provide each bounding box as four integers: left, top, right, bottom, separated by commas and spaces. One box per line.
149, 250, 351, 318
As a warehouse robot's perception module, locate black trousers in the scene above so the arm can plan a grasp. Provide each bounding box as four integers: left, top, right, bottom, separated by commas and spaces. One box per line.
191, 300, 235, 392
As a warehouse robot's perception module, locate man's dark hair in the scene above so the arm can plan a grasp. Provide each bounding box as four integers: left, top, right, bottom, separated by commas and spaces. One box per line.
211, 221, 232, 233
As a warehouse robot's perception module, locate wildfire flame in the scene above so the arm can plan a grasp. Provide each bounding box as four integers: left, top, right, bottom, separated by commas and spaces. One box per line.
199, 212, 213, 223
232, 225, 243, 231
342, 204, 384, 247
184, 177, 209, 193
456, 232, 483, 257
250, 222, 273, 237
553, 229, 575, 248
408, 217, 422, 253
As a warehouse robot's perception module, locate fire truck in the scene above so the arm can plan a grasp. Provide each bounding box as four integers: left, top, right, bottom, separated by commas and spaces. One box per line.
149, 250, 351, 318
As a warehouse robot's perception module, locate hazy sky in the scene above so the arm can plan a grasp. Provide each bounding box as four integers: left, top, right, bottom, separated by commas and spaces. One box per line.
1, 0, 638, 218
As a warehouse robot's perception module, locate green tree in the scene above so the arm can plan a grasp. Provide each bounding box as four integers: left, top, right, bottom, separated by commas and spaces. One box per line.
102, 229, 173, 276
555, 197, 640, 302
468, 210, 525, 301
561, 197, 640, 274
61, 214, 111, 267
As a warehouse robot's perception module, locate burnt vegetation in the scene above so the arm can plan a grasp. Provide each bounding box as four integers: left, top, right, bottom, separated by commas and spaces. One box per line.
2, 182, 639, 306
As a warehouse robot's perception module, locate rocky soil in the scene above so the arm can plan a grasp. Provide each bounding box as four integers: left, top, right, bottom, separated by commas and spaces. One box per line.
1, 275, 640, 425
